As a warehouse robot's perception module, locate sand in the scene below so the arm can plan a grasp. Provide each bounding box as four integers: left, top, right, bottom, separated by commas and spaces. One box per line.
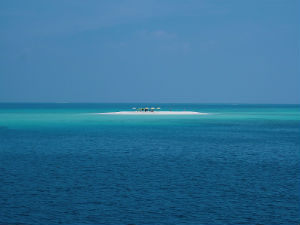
98, 111, 207, 115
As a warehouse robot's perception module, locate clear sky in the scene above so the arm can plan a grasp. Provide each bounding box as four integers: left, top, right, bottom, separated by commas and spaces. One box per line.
0, 0, 299, 103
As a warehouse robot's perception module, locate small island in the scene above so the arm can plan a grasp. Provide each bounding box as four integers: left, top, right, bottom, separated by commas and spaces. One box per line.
98, 107, 207, 115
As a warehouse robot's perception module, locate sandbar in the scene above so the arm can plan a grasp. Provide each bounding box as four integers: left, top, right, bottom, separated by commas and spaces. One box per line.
98, 111, 207, 115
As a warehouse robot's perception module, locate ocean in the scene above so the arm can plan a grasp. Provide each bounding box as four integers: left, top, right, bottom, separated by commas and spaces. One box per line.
0, 103, 299, 225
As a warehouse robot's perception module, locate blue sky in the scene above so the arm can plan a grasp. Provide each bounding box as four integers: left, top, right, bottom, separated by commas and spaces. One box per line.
0, 0, 299, 103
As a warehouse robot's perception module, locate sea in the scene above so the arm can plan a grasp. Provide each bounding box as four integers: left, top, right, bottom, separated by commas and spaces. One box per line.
0, 103, 299, 225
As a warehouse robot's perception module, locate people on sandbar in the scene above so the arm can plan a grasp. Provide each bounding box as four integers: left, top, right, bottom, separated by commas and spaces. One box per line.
134, 107, 161, 112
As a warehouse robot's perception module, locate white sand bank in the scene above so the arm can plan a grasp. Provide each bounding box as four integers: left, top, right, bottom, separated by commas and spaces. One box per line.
98, 111, 208, 115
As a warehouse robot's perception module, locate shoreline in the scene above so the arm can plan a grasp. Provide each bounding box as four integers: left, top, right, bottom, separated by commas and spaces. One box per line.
98, 111, 207, 115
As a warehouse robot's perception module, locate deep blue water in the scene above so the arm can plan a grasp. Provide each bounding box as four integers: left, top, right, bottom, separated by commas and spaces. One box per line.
0, 103, 299, 224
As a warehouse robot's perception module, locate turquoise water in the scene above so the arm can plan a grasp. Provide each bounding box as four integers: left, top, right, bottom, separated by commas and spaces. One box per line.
0, 103, 299, 129
0, 103, 299, 224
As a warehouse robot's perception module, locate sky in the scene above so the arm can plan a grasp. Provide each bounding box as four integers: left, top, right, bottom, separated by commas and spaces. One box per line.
0, 0, 299, 103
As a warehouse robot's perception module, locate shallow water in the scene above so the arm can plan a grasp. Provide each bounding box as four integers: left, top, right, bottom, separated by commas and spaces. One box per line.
0, 103, 299, 224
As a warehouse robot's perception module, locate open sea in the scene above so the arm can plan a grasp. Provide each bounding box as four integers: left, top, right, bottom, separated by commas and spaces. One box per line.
0, 103, 299, 225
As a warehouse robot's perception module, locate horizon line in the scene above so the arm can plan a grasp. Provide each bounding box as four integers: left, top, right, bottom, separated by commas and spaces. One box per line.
0, 101, 299, 105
